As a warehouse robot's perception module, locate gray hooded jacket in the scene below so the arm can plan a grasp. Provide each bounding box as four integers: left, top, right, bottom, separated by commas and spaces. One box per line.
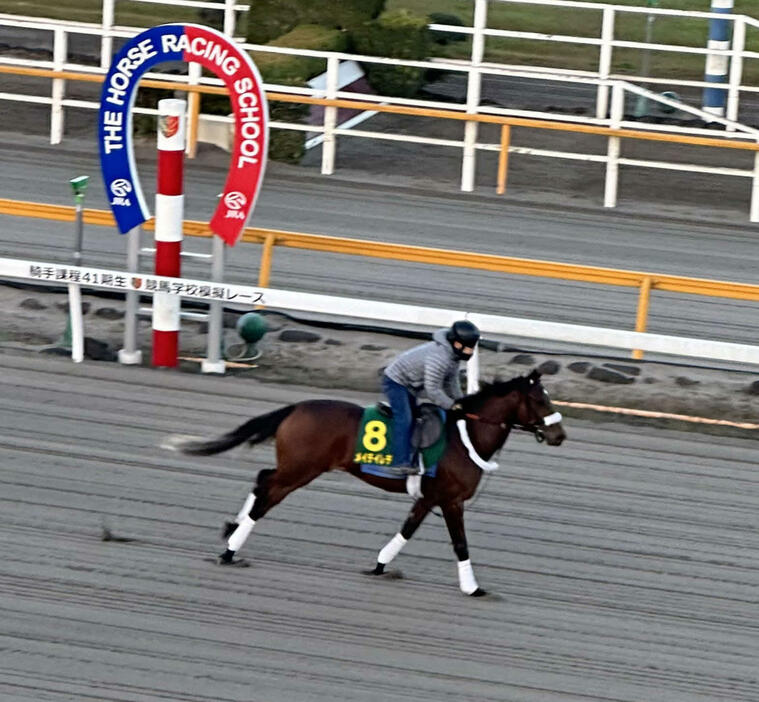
383, 329, 463, 409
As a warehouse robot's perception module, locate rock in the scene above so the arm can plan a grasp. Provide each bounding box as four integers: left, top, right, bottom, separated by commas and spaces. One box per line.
20, 298, 46, 310
93, 307, 124, 320
746, 380, 759, 395
568, 361, 591, 374
361, 344, 387, 351
587, 366, 635, 384
279, 329, 321, 343
603, 363, 641, 376
537, 360, 560, 375
510, 353, 535, 366
675, 376, 700, 387
325, 339, 343, 346
84, 337, 117, 362
643, 377, 658, 384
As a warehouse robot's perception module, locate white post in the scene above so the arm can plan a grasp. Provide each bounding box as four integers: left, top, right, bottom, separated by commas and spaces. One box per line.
461, 0, 487, 192
604, 83, 624, 208
186, 61, 202, 158
101, 0, 115, 70
321, 56, 339, 176
50, 28, 67, 145
596, 7, 614, 120
726, 17, 744, 129
68, 283, 84, 363
702, 0, 734, 118
223, 0, 236, 36
202, 236, 227, 374
467, 345, 480, 394
118, 226, 143, 365
750, 151, 759, 223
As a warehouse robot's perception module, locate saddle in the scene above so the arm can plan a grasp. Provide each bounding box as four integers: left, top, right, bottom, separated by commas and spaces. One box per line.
377, 401, 444, 449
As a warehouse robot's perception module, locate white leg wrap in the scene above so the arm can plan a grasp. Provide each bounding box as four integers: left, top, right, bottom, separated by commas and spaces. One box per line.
457, 558, 479, 595
227, 515, 255, 552
377, 533, 407, 565
236, 493, 256, 523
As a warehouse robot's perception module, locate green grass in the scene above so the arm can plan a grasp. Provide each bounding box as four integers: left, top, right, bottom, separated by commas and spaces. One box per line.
0, 0, 207, 25
2, 0, 757, 81
389, 0, 759, 81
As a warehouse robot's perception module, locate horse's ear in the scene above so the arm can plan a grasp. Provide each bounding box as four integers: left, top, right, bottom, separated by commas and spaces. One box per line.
528, 369, 542, 383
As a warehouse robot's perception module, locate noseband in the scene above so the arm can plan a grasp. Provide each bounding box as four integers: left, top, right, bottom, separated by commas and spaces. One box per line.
518, 410, 562, 442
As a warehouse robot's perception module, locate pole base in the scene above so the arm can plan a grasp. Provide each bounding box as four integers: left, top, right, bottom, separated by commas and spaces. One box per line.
118, 349, 143, 365
201, 359, 226, 374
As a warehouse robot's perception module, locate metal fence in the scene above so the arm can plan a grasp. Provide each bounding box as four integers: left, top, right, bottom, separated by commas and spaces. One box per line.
1, 0, 758, 218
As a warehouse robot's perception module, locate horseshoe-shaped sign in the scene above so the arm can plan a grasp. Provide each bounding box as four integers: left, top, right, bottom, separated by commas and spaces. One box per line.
98, 24, 268, 246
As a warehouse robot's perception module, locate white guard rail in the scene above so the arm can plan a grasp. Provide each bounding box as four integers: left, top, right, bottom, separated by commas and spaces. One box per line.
2, 2, 759, 218
3, 257, 759, 369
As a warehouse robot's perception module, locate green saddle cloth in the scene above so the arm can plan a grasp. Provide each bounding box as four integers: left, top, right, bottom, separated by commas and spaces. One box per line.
354, 404, 446, 478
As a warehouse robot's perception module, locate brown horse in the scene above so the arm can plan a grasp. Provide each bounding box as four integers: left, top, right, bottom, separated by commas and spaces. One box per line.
166, 369, 566, 596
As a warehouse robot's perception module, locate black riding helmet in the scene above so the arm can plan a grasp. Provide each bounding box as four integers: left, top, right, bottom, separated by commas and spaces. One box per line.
446, 320, 480, 360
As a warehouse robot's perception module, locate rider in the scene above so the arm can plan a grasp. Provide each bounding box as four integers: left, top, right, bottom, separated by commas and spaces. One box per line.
381, 320, 480, 475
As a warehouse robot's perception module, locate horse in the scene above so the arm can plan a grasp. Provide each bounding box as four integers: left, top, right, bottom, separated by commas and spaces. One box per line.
165, 369, 566, 596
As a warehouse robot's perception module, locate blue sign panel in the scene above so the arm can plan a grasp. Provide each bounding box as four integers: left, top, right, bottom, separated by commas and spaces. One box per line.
98, 25, 184, 234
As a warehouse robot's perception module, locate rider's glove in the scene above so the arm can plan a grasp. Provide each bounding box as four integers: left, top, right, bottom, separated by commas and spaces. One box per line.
450, 402, 463, 413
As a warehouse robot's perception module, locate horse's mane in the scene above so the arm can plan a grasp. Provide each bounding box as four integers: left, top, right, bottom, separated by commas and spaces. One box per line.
459, 373, 536, 412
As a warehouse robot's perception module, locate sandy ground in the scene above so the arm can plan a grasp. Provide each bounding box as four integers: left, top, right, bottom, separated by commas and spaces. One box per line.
3, 284, 759, 438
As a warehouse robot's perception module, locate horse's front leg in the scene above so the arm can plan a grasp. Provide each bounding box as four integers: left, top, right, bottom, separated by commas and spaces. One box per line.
441, 501, 487, 597
369, 498, 432, 575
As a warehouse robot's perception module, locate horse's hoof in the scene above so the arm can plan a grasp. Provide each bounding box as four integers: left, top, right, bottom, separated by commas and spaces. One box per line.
221, 521, 237, 539
215, 549, 250, 567
469, 587, 488, 597
364, 562, 385, 576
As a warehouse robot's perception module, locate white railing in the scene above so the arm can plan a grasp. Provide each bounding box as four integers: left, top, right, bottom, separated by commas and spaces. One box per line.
1, 2, 759, 218
99, 0, 249, 68
2, 256, 759, 370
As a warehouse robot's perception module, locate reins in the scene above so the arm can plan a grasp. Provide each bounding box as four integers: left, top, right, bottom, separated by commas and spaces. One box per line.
463, 411, 546, 442
463, 412, 507, 429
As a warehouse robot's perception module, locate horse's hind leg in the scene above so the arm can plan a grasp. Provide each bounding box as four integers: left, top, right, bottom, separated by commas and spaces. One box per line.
441, 501, 486, 597
368, 498, 432, 575
218, 464, 320, 565
221, 468, 275, 540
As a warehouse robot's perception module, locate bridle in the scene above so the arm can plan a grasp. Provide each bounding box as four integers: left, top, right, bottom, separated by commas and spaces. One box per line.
462, 384, 562, 443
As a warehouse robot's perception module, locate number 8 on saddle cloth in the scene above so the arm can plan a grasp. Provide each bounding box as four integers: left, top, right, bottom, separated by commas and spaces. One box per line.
354, 403, 447, 478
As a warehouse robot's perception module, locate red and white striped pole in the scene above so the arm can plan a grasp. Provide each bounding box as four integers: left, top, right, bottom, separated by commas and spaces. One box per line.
153, 98, 186, 367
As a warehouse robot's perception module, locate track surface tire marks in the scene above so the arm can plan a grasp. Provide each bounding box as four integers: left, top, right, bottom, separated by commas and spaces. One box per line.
0, 353, 757, 702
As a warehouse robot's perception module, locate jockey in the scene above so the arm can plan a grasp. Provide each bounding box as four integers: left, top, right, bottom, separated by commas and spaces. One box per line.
381, 320, 480, 476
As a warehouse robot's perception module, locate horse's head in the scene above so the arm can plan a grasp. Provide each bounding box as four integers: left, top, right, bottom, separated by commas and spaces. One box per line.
515, 369, 566, 446
463, 369, 566, 446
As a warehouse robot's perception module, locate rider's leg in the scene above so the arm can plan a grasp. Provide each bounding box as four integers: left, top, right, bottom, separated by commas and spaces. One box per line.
381, 374, 414, 468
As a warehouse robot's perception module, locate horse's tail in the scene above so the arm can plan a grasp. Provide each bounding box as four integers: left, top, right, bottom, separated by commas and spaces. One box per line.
163, 405, 296, 456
